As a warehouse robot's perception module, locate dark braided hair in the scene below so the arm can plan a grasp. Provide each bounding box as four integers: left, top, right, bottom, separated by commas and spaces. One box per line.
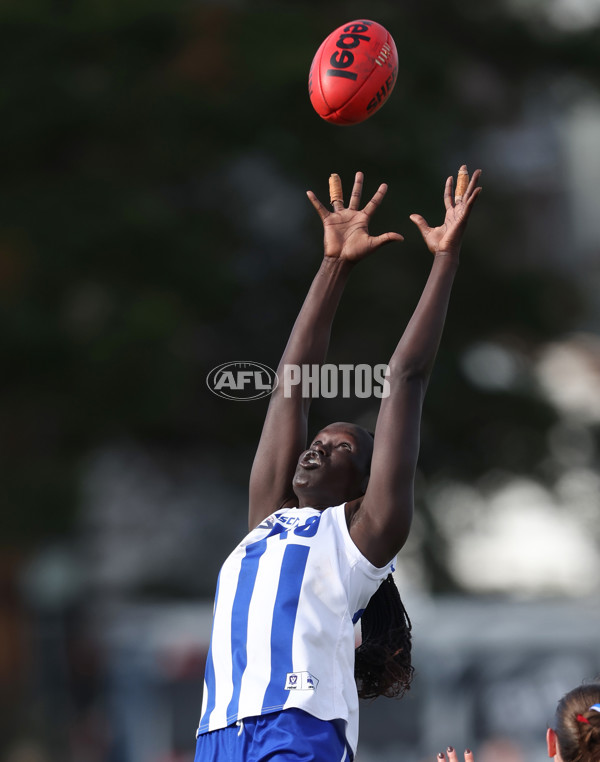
354, 573, 414, 700
352, 429, 414, 699
554, 682, 600, 762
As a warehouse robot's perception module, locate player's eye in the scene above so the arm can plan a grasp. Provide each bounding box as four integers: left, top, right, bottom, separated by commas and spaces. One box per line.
339, 442, 351, 450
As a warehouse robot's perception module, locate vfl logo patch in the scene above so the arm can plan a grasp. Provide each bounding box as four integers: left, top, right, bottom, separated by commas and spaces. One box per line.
285, 671, 319, 691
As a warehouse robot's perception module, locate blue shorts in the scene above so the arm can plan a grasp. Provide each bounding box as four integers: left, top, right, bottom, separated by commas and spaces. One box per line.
194, 708, 352, 761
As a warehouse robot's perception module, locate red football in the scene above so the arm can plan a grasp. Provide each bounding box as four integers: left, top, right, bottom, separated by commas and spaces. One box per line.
308, 19, 398, 126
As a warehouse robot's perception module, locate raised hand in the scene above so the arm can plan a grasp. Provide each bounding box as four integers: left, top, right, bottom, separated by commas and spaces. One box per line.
410, 165, 482, 260
307, 171, 403, 263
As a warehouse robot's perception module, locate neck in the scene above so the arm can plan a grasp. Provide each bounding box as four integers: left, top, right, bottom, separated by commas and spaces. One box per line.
297, 496, 332, 510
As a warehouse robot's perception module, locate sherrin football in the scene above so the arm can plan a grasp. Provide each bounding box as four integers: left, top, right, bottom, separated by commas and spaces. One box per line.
308, 19, 398, 126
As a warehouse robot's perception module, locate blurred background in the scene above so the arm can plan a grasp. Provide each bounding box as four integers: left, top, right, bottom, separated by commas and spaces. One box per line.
2, 0, 600, 760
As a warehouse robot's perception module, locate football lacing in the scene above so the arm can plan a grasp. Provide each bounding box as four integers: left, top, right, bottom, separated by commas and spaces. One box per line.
375, 42, 391, 66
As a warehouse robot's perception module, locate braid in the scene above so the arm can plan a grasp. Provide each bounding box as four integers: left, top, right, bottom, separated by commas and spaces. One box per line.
354, 574, 414, 700
555, 683, 600, 762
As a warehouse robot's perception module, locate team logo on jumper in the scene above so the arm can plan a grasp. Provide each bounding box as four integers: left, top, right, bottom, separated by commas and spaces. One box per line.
285, 671, 319, 691
206, 361, 279, 401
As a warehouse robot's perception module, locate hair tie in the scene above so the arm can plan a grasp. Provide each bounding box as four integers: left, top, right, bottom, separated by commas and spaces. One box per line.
576, 714, 590, 724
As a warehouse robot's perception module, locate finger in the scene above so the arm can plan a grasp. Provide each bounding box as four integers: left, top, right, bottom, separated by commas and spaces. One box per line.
464, 169, 482, 200
454, 165, 469, 203
465, 185, 482, 207
363, 183, 388, 217
349, 171, 364, 210
443, 176, 454, 211
409, 213, 431, 238
461, 185, 483, 218
329, 173, 344, 211
369, 231, 404, 251
464, 749, 474, 762
306, 190, 330, 222
437, 754, 447, 762
447, 747, 459, 762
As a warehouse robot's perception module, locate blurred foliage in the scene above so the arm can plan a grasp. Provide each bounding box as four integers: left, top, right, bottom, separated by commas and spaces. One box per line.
1, 0, 599, 578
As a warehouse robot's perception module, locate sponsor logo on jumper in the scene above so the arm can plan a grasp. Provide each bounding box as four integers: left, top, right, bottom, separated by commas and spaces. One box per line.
285, 671, 319, 691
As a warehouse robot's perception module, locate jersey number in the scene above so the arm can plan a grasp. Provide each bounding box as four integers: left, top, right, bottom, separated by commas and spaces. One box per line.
277, 514, 320, 540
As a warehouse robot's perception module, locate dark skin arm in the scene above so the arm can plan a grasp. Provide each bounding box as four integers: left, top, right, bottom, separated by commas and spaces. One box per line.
248, 173, 403, 531
348, 167, 482, 567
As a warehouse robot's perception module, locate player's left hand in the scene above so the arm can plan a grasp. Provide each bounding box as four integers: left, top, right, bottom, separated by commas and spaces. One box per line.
410, 166, 482, 261
307, 171, 403, 263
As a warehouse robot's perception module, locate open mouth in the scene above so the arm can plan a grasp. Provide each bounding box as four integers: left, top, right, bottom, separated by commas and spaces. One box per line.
300, 450, 322, 469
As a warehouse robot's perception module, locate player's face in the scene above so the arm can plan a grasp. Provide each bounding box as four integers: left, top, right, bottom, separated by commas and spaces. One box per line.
292, 422, 373, 508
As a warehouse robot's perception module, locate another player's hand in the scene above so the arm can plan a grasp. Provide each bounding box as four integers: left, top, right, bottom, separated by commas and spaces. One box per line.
307, 171, 403, 262
410, 166, 482, 260
436, 747, 475, 762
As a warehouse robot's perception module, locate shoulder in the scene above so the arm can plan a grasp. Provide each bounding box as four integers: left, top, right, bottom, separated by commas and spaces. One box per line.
328, 500, 394, 579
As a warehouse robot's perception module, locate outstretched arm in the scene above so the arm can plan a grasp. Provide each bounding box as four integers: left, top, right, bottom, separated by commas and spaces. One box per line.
350, 166, 482, 566
248, 172, 403, 530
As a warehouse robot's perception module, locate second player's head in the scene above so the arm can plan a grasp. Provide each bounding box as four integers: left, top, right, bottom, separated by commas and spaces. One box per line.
548, 683, 600, 762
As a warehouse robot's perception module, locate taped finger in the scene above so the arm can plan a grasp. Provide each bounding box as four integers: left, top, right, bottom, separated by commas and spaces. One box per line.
454, 166, 469, 202
329, 173, 343, 207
